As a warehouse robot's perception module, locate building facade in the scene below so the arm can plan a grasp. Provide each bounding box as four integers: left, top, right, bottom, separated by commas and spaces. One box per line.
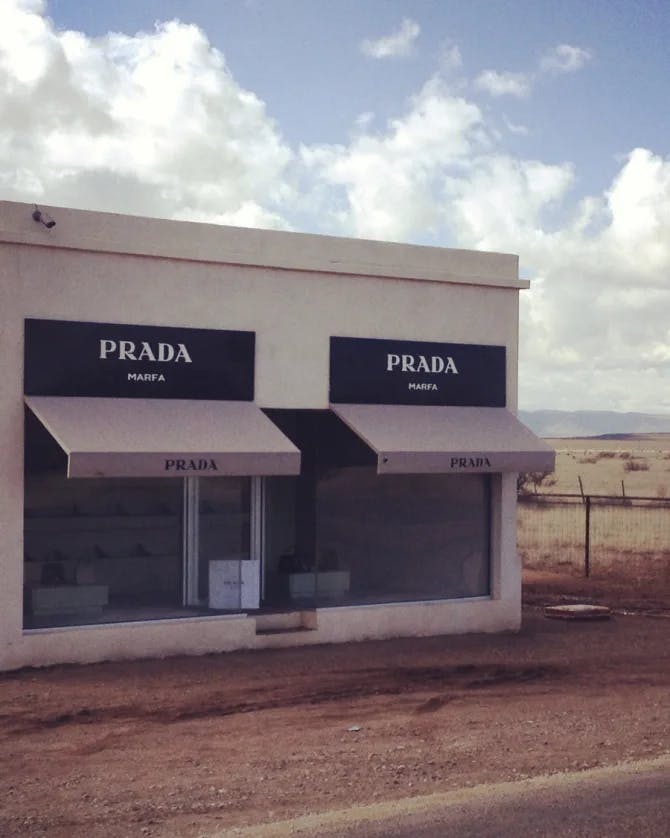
0, 200, 554, 670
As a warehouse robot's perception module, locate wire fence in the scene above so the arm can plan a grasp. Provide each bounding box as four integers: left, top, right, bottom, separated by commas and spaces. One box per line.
517, 493, 670, 581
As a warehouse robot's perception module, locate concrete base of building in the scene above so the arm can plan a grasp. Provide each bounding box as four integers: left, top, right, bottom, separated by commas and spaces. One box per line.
2, 597, 520, 671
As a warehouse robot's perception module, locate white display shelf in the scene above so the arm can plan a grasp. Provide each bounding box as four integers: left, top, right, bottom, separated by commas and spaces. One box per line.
28, 584, 109, 617
25, 514, 179, 533
288, 571, 350, 600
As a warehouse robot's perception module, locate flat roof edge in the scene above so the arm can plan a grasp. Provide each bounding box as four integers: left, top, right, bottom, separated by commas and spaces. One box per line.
1, 201, 525, 289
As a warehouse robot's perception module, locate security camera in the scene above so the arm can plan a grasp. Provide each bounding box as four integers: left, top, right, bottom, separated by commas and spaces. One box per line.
32, 208, 56, 229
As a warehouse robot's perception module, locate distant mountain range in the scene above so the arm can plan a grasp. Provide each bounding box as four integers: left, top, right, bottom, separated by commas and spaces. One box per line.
519, 410, 670, 438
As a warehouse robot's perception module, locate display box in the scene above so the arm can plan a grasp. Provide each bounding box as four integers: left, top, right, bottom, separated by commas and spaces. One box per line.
208, 558, 260, 610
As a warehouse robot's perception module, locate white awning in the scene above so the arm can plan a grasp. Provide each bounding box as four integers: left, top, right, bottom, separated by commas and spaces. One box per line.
331, 404, 554, 474
25, 396, 300, 478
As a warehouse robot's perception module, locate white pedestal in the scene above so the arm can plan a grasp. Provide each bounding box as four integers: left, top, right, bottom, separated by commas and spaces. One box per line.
29, 584, 109, 616
209, 559, 260, 610
289, 571, 350, 600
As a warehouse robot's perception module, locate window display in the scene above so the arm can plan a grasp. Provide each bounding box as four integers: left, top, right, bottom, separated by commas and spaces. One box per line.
261, 411, 490, 608
199, 477, 253, 609
24, 474, 182, 627
23, 411, 254, 627
316, 469, 490, 604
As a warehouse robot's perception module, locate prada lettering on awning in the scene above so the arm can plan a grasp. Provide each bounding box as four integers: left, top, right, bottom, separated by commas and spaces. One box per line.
331, 404, 555, 475
25, 397, 300, 478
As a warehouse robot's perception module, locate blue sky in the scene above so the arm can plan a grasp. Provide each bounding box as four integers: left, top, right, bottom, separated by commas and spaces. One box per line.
2, 1, 669, 413
45, 0, 669, 200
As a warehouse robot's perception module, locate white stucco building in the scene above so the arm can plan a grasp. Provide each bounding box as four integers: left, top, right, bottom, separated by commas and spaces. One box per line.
0, 200, 553, 670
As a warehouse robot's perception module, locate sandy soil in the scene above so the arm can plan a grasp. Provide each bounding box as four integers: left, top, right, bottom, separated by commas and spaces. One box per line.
1, 574, 669, 838
523, 567, 670, 615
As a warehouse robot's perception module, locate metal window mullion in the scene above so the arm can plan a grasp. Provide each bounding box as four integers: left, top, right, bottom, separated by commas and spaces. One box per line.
182, 476, 200, 606
251, 476, 265, 599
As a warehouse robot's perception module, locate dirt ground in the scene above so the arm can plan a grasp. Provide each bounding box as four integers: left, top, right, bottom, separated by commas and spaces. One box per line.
1, 575, 669, 838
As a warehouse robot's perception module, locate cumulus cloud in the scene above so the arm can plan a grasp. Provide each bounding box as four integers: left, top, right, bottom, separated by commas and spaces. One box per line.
0, 3, 666, 412
446, 156, 575, 248
445, 147, 670, 412
439, 43, 463, 72
0, 0, 292, 226
474, 43, 592, 101
475, 70, 531, 98
306, 72, 669, 411
300, 77, 485, 240
604, 148, 670, 272
360, 18, 420, 59
540, 43, 593, 74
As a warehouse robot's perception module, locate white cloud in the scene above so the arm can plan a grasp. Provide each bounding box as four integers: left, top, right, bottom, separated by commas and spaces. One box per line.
444, 147, 670, 412
296, 55, 668, 411
0, 0, 293, 226
176, 201, 290, 230
439, 43, 463, 72
475, 70, 531, 98
503, 116, 529, 136
360, 18, 420, 59
540, 44, 592, 74
604, 147, 670, 273
354, 111, 375, 131
300, 77, 485, 240
446, 156, 575, 248
1, 2, 667, 413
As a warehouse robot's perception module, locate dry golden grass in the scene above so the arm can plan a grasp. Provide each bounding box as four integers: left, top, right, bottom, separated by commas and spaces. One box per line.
518, 435, 670, 596
518, 502, 670, 581
542, 433, 670, 497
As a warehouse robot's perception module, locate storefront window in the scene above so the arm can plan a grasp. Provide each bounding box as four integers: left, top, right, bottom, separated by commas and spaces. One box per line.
261, 411, 491, 609
24, 474, 183, 627
263, 476, 300, 607
315, 468, 490, 605
199, 478, 253, 610
23, 410, 254, 626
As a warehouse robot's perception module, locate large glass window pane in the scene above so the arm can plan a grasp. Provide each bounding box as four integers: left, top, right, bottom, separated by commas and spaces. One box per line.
24, 407, 185, 627
315, 467, 490, 605
199, 478, 253, 610
260, 411, 491, 609
24, 475, 183, 627
262, 476, 301, 608
23, 409, 256, 624
261, 410, 377, 609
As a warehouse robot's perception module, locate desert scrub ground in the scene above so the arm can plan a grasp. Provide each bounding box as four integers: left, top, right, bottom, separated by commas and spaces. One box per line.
518, 433, 670, 588
541, 433, 670, 497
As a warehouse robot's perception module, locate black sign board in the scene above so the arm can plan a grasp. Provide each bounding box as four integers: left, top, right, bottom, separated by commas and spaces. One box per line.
330, 336, 506, 407
25, 319, 255, 401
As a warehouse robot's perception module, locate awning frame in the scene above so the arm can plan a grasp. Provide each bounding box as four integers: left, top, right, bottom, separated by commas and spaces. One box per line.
25, 396, 301, 478
331, 404, 555, 475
